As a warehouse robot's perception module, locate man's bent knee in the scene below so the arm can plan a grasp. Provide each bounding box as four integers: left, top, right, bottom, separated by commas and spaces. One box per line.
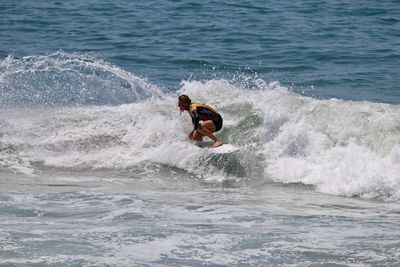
193, 131, 203, 141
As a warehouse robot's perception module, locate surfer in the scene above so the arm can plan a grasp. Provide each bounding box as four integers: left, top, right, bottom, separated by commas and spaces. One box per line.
178, 94, 223, 148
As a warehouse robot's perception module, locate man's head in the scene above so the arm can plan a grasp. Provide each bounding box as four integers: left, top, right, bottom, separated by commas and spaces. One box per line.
178, 94, 191, 111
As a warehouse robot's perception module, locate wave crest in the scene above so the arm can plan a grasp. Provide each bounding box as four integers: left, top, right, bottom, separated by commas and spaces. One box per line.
0, 51, 163, 108
0, 75, 399, 200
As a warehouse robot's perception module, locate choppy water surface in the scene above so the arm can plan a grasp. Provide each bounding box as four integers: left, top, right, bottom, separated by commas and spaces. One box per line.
1, 173, 400, 266
1, 0, 400, 103
1, 0, 400, 266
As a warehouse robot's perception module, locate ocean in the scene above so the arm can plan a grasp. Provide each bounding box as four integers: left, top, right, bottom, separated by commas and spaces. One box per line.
1, 0, 400, 266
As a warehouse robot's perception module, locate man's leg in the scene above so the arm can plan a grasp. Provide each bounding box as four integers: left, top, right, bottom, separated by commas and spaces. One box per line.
196, 121, 223, 147
189, 130, 203, 141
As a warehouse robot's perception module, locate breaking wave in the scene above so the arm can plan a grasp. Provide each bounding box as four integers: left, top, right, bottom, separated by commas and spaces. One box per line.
1, 53, 399, 200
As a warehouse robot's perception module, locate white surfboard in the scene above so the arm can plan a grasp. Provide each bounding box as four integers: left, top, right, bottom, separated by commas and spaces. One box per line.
194, 140, 239, 154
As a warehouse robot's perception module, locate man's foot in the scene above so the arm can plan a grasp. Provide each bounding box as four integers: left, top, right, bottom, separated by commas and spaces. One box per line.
212, 140, 223, 148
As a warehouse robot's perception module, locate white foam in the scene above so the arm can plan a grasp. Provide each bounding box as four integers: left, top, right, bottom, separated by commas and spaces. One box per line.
0, 51, 164, 107
1, 77, 399, 199
179, 79, 400, 199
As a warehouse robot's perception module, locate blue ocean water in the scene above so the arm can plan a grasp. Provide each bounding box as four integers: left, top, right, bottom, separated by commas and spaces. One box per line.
1, 0, 400, 266
1, 0, 399, 104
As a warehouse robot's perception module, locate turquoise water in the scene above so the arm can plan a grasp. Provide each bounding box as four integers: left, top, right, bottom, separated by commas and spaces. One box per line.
1, 0, 399, 103
1, 0, 400, 266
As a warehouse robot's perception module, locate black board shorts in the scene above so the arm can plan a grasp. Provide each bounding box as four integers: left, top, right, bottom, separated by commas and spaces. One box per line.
212, 115, 223, 132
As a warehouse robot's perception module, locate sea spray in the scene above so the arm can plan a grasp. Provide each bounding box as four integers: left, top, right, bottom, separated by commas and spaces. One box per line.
0, 51, 163, 108
1, 54, 399, 199
179, 79, 400, 199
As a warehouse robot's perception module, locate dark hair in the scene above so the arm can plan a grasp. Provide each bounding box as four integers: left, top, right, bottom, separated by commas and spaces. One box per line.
178, 94, 191, 105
